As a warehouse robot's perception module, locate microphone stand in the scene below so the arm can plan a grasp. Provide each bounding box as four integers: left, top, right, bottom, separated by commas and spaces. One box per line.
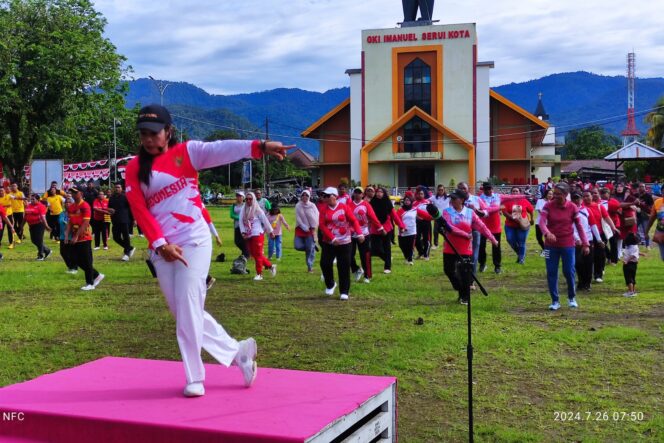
429, 206, 488, 443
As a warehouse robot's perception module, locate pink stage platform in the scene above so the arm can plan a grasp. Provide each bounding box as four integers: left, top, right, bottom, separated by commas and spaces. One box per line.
0, 357, 397, 443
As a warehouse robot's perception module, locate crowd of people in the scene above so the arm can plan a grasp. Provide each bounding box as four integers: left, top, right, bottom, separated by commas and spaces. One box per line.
1, 103, 663, 396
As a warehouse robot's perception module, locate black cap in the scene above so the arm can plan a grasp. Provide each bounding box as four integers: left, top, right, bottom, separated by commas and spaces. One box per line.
482, 182, 493, 189
136, 104, 172, 132
69, 186, 81, 194
449, 190, 465, 200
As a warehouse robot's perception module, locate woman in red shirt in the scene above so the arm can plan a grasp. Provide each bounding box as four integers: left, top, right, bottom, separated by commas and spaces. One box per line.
318, 186, 363, 300
25, 194, 52, 260
501, 186, 534, 264
92, 191, 110, 250
65, 187, 103, 291
539, 183, 590, 310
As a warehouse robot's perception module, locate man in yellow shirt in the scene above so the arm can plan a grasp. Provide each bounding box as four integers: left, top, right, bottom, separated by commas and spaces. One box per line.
0, 187, 14, 248
9, 183, 26, 243
44, 187, 66, 242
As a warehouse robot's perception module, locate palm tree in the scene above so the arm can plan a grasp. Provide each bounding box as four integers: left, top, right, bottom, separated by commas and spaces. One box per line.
645, 96, 664, 149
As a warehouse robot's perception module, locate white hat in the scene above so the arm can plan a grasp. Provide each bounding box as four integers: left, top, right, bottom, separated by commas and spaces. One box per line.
323, 186, 338, 197
236, 191, 245, 197
301, 190, 311, 197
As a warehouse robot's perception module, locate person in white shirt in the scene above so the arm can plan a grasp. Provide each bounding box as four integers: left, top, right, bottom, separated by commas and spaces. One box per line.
125, 104, 291, 397
431, 184, 449, 249
535, 189, 554, 255
240, 192, 276, 281
622, 232, 641, 297
571, 192, 602, 291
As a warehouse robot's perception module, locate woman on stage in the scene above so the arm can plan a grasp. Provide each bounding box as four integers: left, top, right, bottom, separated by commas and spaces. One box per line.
125, 104, 290, 397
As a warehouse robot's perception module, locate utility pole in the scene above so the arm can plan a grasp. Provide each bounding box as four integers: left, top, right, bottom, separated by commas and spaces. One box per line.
113, 118, 120, 182
264, 116, 269, 195
148, 76, 171, 106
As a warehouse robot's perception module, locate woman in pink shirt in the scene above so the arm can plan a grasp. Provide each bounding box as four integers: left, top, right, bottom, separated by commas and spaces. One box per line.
539, 183, 590, 311
441, 191, 497, 305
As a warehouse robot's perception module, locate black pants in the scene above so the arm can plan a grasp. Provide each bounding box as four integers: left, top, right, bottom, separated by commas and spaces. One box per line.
0, 215, 14, 245
60, 242, 78, 270
73, 241, 99, 285
443, 253, 472, 303
433, 218, 445, 247
398, 234, 416, 262
46, 213, 60, 240
350, 236, 372, 279
92, 219, 108, 248
320, 242, 352, 295
607, 234, 619, 264
535, 225, 545, 250
13, 212, 25, 240
415, 219, 432, 258
111, 222, 133, 255
234, 226, 249, 258
28, 224, 50, 258
576, 244, 594, 290
593, 238, 606, 279
623, 262, 637, 285
371, 233, 392, 270
478, 232, 502, 269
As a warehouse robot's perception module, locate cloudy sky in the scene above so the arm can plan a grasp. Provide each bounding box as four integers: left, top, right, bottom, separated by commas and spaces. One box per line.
94, 0, 662, 95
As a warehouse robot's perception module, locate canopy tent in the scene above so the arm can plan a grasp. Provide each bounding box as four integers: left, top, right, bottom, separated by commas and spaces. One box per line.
604, 141, 664, 180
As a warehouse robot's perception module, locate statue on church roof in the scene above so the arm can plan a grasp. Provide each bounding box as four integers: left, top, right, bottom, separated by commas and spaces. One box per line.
402, 0, 435, 22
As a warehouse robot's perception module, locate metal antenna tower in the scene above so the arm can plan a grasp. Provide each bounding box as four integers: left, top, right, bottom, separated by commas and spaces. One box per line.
621, 52, 640, 145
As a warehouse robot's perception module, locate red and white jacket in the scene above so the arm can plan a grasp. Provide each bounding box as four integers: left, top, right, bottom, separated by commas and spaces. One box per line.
441, 206, 496, 255
318, 202, 362, 245
125, 140, 262, 249
350, 200, 383, 237
397, 207, 432, 237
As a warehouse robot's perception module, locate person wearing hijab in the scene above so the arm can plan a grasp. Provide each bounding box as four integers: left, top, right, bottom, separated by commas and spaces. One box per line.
239, 192, 276, 281
369, 187, 405, 274
294, 190, 319, 272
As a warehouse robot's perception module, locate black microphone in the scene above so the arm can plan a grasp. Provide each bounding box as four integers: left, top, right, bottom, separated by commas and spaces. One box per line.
426, 203, 452, 233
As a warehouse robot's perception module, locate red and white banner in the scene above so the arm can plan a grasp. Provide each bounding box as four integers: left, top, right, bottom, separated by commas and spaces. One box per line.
23, 156, 135, 181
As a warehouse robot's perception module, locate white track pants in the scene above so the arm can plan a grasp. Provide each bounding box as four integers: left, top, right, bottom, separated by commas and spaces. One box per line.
153, 238, 240, 384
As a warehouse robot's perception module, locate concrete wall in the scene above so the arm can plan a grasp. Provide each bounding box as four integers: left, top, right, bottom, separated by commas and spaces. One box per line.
349, 72, 362, 183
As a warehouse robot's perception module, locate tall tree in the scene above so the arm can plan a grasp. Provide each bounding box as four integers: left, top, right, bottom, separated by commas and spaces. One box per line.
562, 125, 621, 160
0, 0, 127, 181
645, 96, 664, 149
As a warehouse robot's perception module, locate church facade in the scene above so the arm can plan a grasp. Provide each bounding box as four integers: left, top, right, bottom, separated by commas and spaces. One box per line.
302, 22, 558, 189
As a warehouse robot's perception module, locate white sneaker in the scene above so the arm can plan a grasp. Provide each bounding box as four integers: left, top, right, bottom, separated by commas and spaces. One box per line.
325, 282, 337, 296
622, 291, 633, 297
383, 269, 391, 274
67, 268, 78, 274
595, 278, 603, 283
81, 284, 95, 291
206, 277, 216, 290
364, 278, 371, 283
183, 382, 205, 397
407, 261, 414, 266
270, 264, 277, 277
340, 294, 349, 301
431, 244, 438, 250
94, 247, 100, 251
253, 274, 263, 281
540, 250, 546, 257
93, 273, 105, 287
129, 247, 136, 258
121, 254, 129, 262
568, 298, 578, 308
423, 256, 430, 261
234, 338, 258, 387
548, 302, 560, 311
354, 269, 363, 282
103, 246, 108, 250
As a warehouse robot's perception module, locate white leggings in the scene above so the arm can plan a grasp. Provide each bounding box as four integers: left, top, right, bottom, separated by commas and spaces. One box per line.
153, 238, 239, 383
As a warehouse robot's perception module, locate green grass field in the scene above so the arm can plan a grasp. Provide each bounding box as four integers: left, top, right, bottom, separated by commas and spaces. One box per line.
0, 206, 662, 442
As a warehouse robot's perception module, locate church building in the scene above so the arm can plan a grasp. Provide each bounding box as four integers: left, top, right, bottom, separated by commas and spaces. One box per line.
302, 4, 558, 189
